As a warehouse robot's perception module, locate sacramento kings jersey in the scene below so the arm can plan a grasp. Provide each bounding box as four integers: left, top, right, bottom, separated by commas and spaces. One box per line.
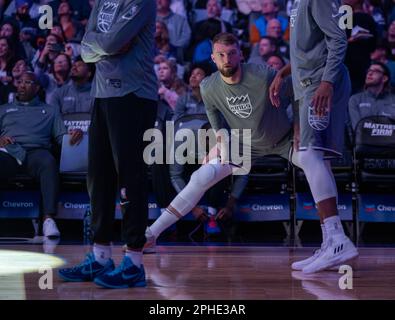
200, 63, 292, 160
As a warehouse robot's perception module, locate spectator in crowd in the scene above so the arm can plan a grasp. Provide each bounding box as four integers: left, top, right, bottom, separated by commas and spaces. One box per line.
50, 23, 67, 43
157, 0, 192, 62
172, 63, 211, 121
49, 0, 92, 25
56, 1, 84, 42
387, 20, 395, 59
154, 21, 177, 62
0, 71, 80, 238
0, 19, 27, 59
266, 18, 289, 58
19, 26, 36, 62
364, 0, 386, 39
32, 33, 64, 72
158, 59, 187, 110
266, 53, 285, 71
37, 52, 71, 103
370, 42, 395, 88
48, 56, 94, 115
344, 0, 377, 93
0, 58, 30, 104
194, 0, 233, 37
249, 0, 288, 44
348, 62, 395, 131
5, 0, 38, 30
0, 36, 17, 86
248, 36, 277, 65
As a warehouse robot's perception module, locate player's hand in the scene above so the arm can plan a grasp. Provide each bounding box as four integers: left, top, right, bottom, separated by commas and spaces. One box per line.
202, 145, 221, 164
69, 129, 83, 146
216, 207, 233, 220
311, 81, 333, 117
192, 207, 208, 223
0, 136, 14, 147
269, 73, 283, 108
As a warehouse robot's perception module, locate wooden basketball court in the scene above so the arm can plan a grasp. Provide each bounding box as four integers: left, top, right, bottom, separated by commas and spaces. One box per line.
1, 244, 395, 300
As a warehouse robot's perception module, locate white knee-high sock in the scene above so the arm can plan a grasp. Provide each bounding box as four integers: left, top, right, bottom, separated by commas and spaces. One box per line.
148, 161, 233, 239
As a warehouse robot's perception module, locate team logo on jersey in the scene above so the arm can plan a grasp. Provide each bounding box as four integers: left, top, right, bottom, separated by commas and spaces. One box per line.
226, 94, 252, 119
122, 5, 138, 20
290, 0, 300, 28
97, 1, 119, 33
308, 104, 330, 131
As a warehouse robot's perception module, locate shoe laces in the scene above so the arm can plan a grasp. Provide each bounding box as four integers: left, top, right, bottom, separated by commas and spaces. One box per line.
68, 252, 96, 272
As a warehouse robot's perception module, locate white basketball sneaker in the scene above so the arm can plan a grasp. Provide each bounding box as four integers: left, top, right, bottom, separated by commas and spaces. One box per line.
143, 227, 156, 254
302, 235, 359, 274
43, 218, 60, 238
292, 246, 324, 271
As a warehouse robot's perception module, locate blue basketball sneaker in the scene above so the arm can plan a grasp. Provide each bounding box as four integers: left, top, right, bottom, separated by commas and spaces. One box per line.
94, 255, 146, 289
58, 252, 115, 282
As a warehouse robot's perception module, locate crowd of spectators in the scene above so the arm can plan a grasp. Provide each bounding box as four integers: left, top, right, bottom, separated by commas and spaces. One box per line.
1, 0, 395, 238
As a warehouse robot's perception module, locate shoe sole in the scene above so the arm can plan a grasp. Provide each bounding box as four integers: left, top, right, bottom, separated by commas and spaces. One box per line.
303, 250, 359, 274
94, 278, 146, 289
58, 272, 93, 282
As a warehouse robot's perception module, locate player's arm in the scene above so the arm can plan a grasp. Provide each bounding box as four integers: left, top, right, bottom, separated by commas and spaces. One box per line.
82, 0, 155, 57
310, 0, 348, 85
269, 63, 291, 108
81, 0, 104, 63
310, 0, 347, 116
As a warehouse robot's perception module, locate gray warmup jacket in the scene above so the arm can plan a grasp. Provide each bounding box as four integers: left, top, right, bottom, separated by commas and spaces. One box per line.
0, 97, 67, 163
81, 0, 158, 100
289, 0, 348, 100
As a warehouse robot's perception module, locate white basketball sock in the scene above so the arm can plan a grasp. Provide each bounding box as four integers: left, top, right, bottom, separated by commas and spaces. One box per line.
149, 209, 179, 238
323, 215, 345, 238
93, 243, 112, 266
321, 224, 328, 246
125, 250, 142, 268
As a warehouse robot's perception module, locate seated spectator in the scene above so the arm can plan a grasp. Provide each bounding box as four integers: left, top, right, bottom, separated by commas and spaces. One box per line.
266, 18, 289, 58
248, 36, 277, 65
249, 0, 288, 45
4, 0, 38, 30
0, 37, 17, 86
344, 0, 377, 93
0, 19, 27, 59
194, 0, 233, 38
348, 62, 395, 132
19, 26, 36, 62
157, 0, 192, 62
32, 33, 64, 72
48, 56, 94, 115
56, 1, 84, 42
154, 21, 177, 62
0, 58, 30, 104
266, 53, 285, 71
0, 71, 81, 238
49, 0, 92, 25
173, 63, 213, 121
37, 52, 71, 104
370, 42, 395, 88
157, 59, 187, 110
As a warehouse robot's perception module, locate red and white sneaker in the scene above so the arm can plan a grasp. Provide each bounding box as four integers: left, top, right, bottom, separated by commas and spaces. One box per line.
143, 227, 156, 254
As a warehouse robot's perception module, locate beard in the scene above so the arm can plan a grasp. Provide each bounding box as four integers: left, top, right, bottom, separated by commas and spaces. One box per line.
218, 64, 239, 77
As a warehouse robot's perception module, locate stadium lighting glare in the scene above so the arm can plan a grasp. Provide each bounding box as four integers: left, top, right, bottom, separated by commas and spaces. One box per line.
0, 250, 65, 276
